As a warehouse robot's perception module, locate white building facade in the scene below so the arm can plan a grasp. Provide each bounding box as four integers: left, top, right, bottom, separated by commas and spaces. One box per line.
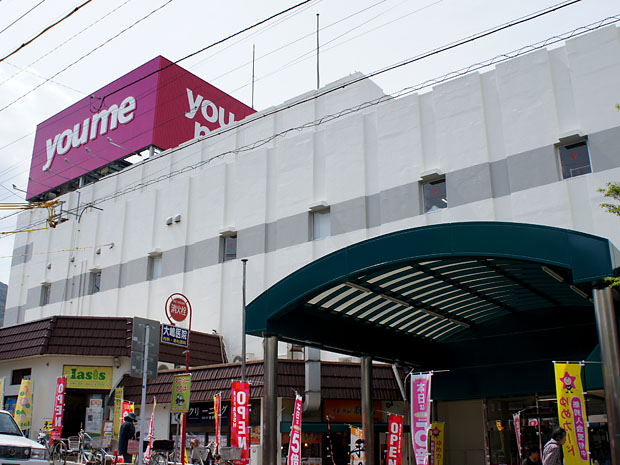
3, 22, 620, 465
7, 25, 620, 358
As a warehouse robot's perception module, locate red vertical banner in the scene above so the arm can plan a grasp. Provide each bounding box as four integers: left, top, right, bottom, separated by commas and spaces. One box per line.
287, 395, 303, 465
144, 399, 157, 463
51, 376, 66, 440
231, 381, 250, 465
386, 414, 403, 465
214, 394, 221, 454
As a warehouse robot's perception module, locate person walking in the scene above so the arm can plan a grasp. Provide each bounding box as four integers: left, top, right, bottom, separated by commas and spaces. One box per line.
542, 428, 566, 465
522, 446, 541, 465
119, 413, 137, 464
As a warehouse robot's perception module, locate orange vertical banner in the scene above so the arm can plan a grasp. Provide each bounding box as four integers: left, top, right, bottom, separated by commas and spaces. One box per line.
554, 363, 590, 464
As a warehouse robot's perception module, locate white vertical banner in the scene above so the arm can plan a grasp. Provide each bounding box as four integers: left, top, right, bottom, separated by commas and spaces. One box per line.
350, 426, 365, 465
411, 373, 432, 465
513, 412, 522, 461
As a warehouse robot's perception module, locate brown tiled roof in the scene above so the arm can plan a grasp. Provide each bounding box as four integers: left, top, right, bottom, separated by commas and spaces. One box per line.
46, 316, 132, 356
0, 318, 52, 360
0, 316, 226, 366
120, 360, 405, 403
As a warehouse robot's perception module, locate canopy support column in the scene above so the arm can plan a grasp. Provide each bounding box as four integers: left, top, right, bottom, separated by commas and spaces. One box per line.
361, 355, 375, 465
263, 336, 278, 465
593, 287, 620, 465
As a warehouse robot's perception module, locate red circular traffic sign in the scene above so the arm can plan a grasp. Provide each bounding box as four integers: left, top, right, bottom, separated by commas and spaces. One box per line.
165, 293, 191, 325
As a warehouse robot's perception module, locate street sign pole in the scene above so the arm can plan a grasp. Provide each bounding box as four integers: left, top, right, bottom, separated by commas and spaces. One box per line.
164, 294, 191, 465
138, 323, 151, 465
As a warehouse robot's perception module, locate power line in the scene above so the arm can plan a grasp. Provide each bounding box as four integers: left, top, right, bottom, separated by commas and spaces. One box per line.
0, 0, 311, 164
4, 12, 615, 233
257, 0, 444, 87
96, 0, 316, 108
0, 0, 136, 89
3, 60, 85, 94
0, 0, 48, 36
0, 0, 176, 113
188, 0, 323, 71
204, 0, 392, 84
0, 0, 319, 182
0, 0, 593, 204
10, 0, 428, 181
0, 0, 94, 63
0, 0, 592, 205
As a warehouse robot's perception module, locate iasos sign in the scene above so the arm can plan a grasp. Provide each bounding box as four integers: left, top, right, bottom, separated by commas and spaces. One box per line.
27, 56, 255, 201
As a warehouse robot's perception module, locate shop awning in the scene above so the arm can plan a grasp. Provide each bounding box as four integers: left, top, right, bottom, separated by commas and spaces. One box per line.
246, 222, 618, 396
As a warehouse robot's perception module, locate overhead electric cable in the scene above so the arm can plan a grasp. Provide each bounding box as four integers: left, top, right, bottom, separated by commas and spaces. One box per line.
5, 12, 615, 234
0, 0, 175, 112
0, 0, 136, 89
0, 0, 594, 204
0, 0, 307, 155
205, 0, 393, 83
263, 0, 444, 83
3, 61, 85, 94
102, 0, 580, 108
189, 0, 323, 69
0, 0, 47, 36
0, 0, 592, 193
1, 0, 596, 205
0, 0, 94, 63
97, 0, 316, 106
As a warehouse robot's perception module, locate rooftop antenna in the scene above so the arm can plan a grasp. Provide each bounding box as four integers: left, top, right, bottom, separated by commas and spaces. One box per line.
316, 13, 320, 89
251, 44, 256, 109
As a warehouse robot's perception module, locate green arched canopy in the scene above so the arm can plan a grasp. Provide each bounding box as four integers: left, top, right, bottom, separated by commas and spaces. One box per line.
246, 222, 619, 398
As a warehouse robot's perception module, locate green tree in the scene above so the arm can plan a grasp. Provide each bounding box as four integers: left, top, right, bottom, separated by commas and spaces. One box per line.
599, 181, 620, 287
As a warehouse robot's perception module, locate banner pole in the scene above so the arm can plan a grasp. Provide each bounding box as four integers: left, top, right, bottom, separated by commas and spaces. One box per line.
241, 258, 248, 383
138, 323, 150, 465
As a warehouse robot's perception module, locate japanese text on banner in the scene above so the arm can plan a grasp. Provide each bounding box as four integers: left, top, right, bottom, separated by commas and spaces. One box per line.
411, 374, 432, 465
428, 422, 444, 465
214, 394, 221, 453
350, 426, 365, 465
113, 388, 124, 440
554, 363, 590, 465
287, 395, 303, 465
14, 379, 33, 431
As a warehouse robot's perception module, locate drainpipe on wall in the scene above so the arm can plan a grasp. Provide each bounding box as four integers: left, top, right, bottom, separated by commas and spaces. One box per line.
303, 347, 321, 412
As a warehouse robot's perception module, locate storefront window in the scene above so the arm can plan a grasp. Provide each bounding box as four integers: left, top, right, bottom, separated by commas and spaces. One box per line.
484, 393, 610, 465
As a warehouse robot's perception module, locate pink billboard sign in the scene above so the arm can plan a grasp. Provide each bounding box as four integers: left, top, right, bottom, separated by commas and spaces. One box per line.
27, 56, 256, 200
411, 374, 432, 465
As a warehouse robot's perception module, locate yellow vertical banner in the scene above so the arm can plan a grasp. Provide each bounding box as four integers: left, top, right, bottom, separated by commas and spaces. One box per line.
428, 422, 445, 465
113, 387, 124, 440
14, 379, 33, 431
554, 363, 590, 464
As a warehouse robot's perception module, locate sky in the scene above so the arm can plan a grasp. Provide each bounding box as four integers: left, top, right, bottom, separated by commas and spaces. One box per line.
0, 0, 618, 285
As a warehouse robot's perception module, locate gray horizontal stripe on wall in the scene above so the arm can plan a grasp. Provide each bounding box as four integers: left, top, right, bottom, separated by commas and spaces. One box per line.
7, 125, 620, 316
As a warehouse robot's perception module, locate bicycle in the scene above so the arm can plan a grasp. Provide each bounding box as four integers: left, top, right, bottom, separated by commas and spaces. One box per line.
37, 431, 68, 465
65, 429, 106, 465
148, 439, 176, 465
215, 447, 242, 465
